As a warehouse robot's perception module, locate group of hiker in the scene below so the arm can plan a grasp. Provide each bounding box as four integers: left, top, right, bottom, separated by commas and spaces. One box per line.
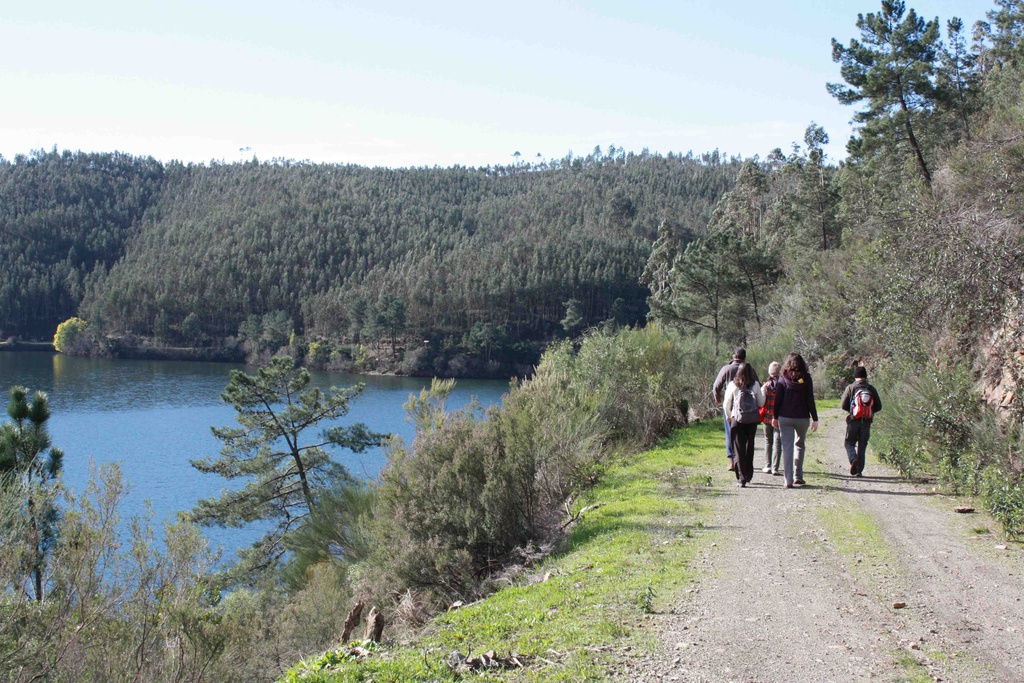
712, 348, 882, 489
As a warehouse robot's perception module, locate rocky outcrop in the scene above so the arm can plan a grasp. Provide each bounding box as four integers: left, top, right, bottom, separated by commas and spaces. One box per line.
981, 294, 1024, 417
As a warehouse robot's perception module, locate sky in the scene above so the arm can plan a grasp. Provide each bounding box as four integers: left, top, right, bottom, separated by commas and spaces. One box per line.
0, 0, 997, 169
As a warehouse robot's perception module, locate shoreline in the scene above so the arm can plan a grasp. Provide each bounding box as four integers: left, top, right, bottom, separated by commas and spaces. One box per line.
0, 340, 56, 353
1, 342, 531, 381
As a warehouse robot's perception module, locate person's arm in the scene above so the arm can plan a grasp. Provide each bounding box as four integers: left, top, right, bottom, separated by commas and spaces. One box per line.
871, 385, 882, 413
755, 381, 765, 407
808, 375, 819, 430
722, 383, 735, 423
712, 366, 728, 403
840, 384, 852, 413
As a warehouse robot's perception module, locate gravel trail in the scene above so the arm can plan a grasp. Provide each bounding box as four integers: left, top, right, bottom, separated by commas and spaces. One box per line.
624, 410, 1024, 682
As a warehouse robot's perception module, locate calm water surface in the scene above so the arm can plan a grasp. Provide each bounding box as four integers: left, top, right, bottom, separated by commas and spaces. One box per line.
0, 353, 508, 555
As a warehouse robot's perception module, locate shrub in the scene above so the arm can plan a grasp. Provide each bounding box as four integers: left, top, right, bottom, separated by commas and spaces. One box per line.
53, 317, 92, 355
361, 326, 706, 607
0, 464, 225, 683
819, 351, 855, 397
567, 326, 691, 446
358, 381, 490, 603
306, 340, 333, 368
872, 357, 1024, 538
872, 358, 979, 477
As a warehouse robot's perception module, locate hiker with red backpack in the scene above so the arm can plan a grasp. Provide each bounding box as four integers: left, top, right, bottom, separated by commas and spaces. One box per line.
840, 366, 882, 477
722, 362, 765, 488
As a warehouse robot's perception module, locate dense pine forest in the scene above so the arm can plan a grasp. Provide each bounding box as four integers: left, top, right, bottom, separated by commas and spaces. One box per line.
4, 1, 1024, 681
2, 146, 740, 374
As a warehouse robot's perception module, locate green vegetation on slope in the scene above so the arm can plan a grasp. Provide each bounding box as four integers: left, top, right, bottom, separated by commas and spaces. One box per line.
279, 422, 724, 683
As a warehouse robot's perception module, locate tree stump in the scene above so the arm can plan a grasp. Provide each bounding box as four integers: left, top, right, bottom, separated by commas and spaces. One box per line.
365, 606, 385, 642
340, 601, 364, 644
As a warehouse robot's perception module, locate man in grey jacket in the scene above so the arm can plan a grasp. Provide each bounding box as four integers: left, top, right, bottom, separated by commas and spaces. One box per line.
712, 348, 759, 470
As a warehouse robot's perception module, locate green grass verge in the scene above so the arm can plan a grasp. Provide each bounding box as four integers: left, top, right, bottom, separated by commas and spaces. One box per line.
811, 495, 896, 592
279, 421, 725, 682
817, 397, 841, 411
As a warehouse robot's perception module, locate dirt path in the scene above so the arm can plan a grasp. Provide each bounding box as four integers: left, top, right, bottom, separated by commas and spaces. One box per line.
626, 409, 1024, 683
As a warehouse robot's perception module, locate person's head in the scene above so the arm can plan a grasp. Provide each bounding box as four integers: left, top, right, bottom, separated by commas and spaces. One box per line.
854, 366, 868, 380
733, 347, 746, 362
734, 362, 756, 390
768, 361, 781, 379
782, 352, 808, 381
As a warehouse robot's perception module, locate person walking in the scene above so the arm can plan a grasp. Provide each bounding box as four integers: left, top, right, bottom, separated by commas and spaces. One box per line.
722, 362, 765, 487
712, 348, 759, 472
770, 353, 818, 488
760, 361, 782, 475
840, 366, 882, 477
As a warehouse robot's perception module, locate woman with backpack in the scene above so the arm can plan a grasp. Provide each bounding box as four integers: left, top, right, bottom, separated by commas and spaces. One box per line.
722, 362, 765, 488
770, 353, 819, 488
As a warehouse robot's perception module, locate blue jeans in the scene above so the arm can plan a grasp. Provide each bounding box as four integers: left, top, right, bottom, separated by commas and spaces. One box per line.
778, 416, 810, 485
845, 419, 871, 475
723, 407, 733, 459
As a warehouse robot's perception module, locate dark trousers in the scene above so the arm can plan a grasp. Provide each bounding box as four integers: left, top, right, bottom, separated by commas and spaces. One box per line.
731, 422, 758, 483
845, 418, 871, 475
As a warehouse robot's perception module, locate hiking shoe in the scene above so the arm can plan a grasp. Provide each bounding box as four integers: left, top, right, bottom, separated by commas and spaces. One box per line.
784, 483, 794, 489
794, 479, 805, 485
853, 472, 863, 478
762, 466, 772, 473
772, 469, 782, 476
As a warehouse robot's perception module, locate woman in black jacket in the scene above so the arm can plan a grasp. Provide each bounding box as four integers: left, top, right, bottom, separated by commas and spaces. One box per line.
770, 353, 818, 488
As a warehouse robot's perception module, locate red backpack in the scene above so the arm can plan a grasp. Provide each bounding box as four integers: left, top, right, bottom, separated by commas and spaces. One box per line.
850, 386, 874, 420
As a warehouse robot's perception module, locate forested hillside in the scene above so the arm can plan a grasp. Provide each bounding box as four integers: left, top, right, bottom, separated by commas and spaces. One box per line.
0, 152, 164, 338
1, 147, 740, 373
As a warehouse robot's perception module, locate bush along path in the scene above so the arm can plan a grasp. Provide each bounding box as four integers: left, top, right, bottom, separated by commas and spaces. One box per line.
631, 408, 1024, 683
279, 422, 727, 682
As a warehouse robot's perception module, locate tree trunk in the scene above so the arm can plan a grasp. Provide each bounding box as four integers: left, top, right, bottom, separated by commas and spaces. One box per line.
365, 606, 385, 642
340, 601, 364, 643
897, 80, 932, 188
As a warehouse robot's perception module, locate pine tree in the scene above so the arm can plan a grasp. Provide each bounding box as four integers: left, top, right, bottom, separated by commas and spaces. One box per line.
189, 357, 382, 576
829, 1, 942, 187
0, 386, 64, 601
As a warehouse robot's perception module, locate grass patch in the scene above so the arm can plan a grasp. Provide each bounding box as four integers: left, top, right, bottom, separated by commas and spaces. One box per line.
278, 422, 725, 682
812, 492, 896, 590
893, 651, 933, 683
817, 397, 841, 411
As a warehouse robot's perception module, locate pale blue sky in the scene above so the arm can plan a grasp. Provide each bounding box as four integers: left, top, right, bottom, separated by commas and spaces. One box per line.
0, 0, 996, 168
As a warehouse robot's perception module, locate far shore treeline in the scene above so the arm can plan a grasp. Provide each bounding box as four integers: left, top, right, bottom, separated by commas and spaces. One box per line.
0, 145, 741, 376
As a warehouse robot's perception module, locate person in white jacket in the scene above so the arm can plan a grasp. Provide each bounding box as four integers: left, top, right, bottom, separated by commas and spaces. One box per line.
722, 362, 765, 487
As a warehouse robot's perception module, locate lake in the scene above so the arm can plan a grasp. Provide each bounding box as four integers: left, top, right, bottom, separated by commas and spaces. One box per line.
0, 352, 508, 556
